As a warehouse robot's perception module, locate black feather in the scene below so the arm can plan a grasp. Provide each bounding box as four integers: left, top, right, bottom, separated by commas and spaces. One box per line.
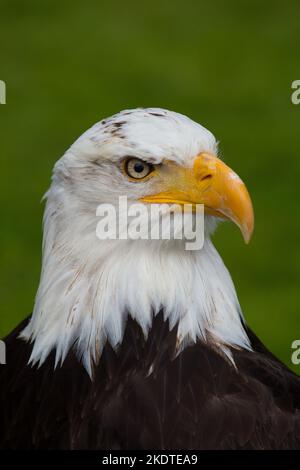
1, 314, 300, 449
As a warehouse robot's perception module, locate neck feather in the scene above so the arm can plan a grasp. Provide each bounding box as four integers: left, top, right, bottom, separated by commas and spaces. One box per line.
21, 196, 251, 376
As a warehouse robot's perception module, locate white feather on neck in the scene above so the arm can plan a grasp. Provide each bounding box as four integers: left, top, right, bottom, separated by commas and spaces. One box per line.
20, 187, 251, 377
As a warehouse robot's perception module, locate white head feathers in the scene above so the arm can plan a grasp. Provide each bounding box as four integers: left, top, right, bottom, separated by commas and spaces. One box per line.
20, 108, 251, 376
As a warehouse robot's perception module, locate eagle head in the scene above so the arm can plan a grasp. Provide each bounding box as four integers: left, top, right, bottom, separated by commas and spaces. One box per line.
21, 108, 254, 376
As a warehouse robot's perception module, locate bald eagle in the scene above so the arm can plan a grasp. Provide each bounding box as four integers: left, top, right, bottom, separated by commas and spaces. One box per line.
1, 108, 300, 450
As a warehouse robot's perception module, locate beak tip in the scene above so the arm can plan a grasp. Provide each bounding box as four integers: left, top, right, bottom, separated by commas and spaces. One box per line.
241, 221, 254, 244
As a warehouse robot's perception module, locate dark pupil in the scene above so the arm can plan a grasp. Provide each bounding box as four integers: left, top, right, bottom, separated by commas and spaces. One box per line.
134, 162, 145, 173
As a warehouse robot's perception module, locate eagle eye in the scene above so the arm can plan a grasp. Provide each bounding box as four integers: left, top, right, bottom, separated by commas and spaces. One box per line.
124, 158, 154, 180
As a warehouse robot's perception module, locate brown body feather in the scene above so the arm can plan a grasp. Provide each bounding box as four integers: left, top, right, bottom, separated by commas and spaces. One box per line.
1, 313, 300, 449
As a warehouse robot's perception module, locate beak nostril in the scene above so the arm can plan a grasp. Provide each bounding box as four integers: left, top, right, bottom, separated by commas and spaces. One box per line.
201, 174, 213, 181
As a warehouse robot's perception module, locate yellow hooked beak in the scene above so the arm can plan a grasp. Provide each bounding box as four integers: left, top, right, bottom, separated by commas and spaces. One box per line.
140, 153, 254, 243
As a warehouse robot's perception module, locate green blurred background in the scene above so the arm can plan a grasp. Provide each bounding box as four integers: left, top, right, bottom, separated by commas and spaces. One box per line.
1, 0, 300, 370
